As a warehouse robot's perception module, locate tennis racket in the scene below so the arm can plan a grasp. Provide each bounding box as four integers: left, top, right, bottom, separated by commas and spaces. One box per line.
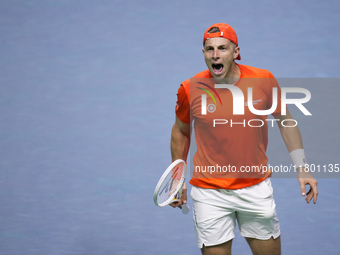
153, 159, 190, 214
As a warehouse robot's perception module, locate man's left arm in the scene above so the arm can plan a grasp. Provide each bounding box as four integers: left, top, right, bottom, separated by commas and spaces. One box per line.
276, 108, 318, 204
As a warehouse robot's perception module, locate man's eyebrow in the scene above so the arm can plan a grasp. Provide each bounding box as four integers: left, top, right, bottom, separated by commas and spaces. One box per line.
205, 44, 229, 48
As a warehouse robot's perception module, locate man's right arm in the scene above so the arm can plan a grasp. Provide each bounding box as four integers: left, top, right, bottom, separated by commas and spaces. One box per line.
171, 116, 191, 162
170, 116, 191, 208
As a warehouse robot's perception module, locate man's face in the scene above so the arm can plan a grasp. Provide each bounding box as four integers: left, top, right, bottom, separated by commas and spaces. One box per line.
202, 37, 240, 80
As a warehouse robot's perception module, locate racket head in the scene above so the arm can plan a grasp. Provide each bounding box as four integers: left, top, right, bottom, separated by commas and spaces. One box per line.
153, 159, 187, 207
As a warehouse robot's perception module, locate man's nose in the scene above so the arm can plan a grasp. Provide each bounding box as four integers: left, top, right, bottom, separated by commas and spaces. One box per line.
212, 49, 219, 59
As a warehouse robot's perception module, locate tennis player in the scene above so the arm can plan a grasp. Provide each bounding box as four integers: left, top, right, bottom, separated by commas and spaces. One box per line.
170, 23, 318, 255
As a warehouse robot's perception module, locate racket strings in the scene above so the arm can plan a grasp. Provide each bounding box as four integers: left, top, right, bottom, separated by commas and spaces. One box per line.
157, 163, 184, 206
172, 164, 183, 180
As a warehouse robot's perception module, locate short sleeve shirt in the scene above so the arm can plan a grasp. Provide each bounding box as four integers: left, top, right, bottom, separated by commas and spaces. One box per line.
175, 64, 282, 189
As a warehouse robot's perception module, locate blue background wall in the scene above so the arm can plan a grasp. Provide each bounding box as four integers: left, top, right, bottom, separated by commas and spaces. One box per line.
1, 1, 339, 254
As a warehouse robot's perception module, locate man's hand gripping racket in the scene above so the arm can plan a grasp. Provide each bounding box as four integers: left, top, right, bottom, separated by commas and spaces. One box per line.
153, 159, 190, 214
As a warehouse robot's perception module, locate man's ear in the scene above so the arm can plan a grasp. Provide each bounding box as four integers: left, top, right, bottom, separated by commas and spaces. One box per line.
234, 46, 240, 59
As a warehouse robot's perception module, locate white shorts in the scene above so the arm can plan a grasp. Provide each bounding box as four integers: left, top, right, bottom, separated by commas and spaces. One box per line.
190, 179, 280, 248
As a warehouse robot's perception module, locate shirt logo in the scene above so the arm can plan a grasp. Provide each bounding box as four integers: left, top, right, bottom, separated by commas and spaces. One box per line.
245, 99, 262, 106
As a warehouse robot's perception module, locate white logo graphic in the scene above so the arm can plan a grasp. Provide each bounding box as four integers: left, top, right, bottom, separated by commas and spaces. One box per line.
207, 104, 216, 113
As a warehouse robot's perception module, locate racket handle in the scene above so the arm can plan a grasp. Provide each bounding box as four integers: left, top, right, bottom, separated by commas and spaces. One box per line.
181, 204, 190, 214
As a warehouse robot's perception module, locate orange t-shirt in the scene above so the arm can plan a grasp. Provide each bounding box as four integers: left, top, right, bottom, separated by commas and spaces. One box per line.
175, 64, 282, 189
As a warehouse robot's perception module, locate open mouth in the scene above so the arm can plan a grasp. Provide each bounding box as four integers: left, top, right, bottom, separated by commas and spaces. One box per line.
212, 64, 224, 74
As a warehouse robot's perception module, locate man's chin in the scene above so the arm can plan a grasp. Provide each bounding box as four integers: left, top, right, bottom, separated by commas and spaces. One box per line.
211, 73, 226, 82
